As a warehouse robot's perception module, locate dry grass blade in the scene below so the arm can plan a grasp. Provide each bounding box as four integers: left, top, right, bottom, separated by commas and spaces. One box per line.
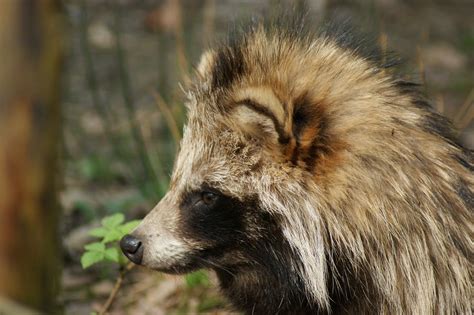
435, 94, 445, 114
454, 88, 474, 130
416, 45, 426, 87
172, 0, 191, 85
176, 27, 190, 85
152, 90, 182, 144
378, 32, 388, 75
202, 0, 216, 45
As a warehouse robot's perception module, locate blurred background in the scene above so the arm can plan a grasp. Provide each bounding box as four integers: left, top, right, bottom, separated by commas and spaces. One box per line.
0, 0, 472, 314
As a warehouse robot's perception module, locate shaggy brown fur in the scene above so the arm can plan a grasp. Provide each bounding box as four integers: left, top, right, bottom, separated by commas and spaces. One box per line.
123, 19, 473, 314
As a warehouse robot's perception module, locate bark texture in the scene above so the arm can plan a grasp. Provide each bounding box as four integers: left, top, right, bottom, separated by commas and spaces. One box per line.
0, 0, 62, 312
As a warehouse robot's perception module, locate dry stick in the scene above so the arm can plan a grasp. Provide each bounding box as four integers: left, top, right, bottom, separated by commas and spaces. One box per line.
99, 263, 135, 315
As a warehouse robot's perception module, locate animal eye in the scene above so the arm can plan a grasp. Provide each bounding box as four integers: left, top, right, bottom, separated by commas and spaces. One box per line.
201, 191, 218, 205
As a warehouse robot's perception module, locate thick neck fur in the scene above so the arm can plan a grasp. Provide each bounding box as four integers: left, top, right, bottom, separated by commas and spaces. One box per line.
211, 219, 323, 315
188, 25, 473, 315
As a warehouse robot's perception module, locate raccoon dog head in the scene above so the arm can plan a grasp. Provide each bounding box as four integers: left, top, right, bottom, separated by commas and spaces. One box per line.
120, 24, 389, 307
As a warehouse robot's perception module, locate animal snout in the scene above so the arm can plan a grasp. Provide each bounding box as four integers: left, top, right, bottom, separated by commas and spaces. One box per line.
120, 234, 144, 265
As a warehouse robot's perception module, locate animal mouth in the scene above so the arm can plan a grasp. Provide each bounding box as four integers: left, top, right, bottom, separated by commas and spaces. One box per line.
152, 261, 200, 275
151, 249, 231, 275
147, 253, 204, 275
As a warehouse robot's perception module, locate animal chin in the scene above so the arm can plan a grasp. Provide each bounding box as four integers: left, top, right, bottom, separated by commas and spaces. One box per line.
153, 265, 200, 275
150, 259, 200, 275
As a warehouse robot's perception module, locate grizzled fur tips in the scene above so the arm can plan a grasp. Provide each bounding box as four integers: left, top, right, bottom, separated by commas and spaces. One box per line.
123, 16, 473, 315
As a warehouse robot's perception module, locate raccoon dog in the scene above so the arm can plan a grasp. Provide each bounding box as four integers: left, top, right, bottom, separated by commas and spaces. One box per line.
121, 18, 473, 314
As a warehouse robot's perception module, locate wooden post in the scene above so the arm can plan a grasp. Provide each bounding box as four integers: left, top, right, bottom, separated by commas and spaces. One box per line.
0, 0, 62, 313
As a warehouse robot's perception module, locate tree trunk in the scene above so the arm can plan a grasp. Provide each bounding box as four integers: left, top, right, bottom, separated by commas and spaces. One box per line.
0, 0, 62, 313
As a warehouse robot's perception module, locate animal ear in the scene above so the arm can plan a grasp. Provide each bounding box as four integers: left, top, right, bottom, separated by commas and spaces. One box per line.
230, 87, 295, 152
230, 88, 331, 166
196, 50, 216, 78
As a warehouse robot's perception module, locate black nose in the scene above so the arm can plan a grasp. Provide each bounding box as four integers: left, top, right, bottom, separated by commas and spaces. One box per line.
120, 234, 143, 265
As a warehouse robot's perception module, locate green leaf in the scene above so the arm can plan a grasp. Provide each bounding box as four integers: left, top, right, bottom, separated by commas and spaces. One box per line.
119, 220, 141, 234
185, 271, 209, 288
118, 251, 129, 266
104, 247, 120, 263
84, 242, 106, 252
81, 251, 104, 268
102, 228, 124, 243
101, 213, 124, 228
89, 227, 108, 238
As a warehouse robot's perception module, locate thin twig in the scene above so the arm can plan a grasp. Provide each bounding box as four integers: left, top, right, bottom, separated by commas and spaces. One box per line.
99, 263, 135, 315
